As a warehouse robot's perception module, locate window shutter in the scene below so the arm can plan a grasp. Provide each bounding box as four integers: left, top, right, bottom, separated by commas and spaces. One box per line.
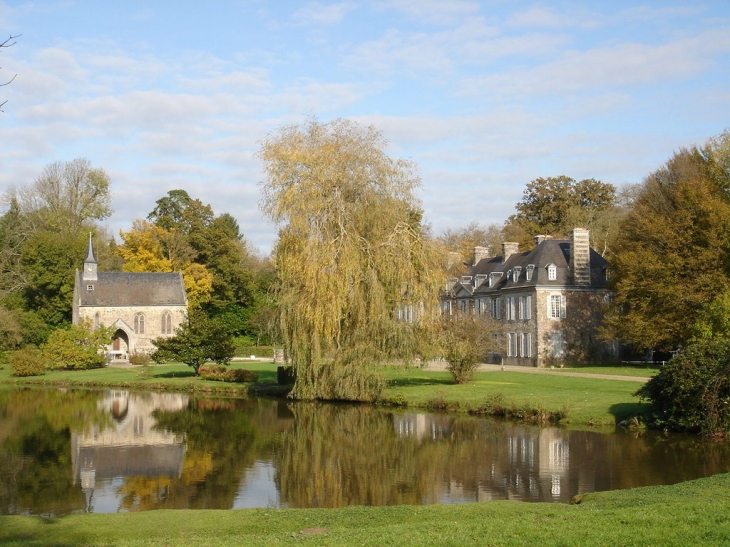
560, 295, 567, 318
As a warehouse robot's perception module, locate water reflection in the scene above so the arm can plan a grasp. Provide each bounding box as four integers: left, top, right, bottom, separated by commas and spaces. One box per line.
1, 386, 729, 516
72, 391, 189, 512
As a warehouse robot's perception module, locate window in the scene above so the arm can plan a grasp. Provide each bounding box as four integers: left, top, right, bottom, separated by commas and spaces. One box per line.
519, 295, 532, 320
548, 294, 566, 319
526, 265, 535, 281
521, 333, 531, 358
475, 274, 487, 288
550, 331, 565, 359
442, 300, 453, 315
512, 267, 521, 282
161, 311, 172, 335
87, 284, 94, 291
508, 333, 518, 357
507, 296, 517, 320
94, 312, 100, 329
491, 297, 501, 319
133, 313, 145, 334
488, 272, 502, 287
547, 264, 557, 281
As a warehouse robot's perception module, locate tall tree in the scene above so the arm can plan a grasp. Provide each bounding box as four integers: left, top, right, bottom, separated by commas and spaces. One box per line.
259, 118, 441, 402
10, 158, 111, 237
604, 130, 730, 351
504, 176, 621, 254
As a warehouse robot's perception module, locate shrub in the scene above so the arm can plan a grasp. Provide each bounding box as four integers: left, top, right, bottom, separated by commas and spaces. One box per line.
199, 365, 258, 383
440, 316, 498, 384
636, 339, 730, 436
10, 347, 46, 377
42, 323, 111, 370
129, 351, 151, 365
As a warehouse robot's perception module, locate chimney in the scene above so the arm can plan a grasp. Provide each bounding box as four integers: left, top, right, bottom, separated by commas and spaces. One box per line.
533, 234, 552, 246
501, 242, 519, 263
472, 246, 491, 266
570, 228, 591, 285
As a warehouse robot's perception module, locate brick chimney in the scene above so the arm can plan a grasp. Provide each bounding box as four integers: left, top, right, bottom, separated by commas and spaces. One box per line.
472, 246, 491, 266
501, 242, 519, 263
570, 228, 591, 285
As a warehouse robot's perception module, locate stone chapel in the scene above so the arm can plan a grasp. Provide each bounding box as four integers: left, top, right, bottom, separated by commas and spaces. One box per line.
72, 235, 188, 359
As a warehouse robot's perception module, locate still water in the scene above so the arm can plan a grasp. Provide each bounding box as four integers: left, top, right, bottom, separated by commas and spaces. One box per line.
1, 386, 729, 515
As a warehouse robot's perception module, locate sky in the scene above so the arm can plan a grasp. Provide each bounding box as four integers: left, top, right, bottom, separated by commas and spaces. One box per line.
1, 1, 728, 254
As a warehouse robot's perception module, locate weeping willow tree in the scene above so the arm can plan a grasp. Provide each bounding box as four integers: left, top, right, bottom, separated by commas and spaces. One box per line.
259, 118, 442, 402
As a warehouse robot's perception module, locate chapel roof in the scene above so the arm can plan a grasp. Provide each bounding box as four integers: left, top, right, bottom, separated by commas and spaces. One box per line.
77, 271, 187, 307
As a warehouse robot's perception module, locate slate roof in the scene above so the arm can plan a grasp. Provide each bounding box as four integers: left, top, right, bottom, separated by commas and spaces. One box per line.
449, 238, 608, 296
77, 271, 187, 307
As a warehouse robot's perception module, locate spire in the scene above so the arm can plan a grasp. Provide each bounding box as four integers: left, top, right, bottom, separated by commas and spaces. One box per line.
84, 233, 97, 264
83, 233, 98, 281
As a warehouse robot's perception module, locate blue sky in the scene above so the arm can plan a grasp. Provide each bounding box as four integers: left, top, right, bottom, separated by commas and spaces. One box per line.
1, 1, 728, 253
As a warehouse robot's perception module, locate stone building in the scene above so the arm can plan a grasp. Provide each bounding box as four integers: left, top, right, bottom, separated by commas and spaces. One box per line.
442, 228, 616, 367
72, 236, 188, 359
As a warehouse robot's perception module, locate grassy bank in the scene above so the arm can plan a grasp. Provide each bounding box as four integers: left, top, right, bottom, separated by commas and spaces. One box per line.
0, 360, 648, 427
381, 367, 646, 427
1, 473, 728, 547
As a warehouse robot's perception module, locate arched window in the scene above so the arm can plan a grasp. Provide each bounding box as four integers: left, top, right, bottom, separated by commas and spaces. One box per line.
161, 311, 172, 335
134, 313, 145, 334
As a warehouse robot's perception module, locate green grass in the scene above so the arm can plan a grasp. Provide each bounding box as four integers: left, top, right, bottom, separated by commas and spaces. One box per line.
558, 364, 660, 378
0, 360, 278, 394
1, 473, 728, 546
381, 367, 645, 427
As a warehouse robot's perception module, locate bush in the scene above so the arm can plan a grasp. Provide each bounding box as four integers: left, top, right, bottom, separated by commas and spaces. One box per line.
10, 347, 46, 377
42, 323, 111, 370
636, 339, 730, 436
440, 317, 497, 384
129, 351, 151, 365
199, 365, 258, 383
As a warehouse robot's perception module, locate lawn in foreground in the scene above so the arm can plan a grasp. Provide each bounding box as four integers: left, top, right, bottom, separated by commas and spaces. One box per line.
1, 473, 728, 547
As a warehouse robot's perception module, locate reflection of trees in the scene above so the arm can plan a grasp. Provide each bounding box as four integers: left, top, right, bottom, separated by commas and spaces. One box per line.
0, 388, 108, 515
275, 403, 453, 507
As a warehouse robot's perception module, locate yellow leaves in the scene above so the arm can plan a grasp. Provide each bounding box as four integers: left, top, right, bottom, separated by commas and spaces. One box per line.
119, 220, 172, 272
183, 262, 213, 309
119, 219, 213, 308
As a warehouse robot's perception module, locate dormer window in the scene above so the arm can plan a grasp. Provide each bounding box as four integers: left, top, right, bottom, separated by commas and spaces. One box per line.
526, 264, 535, 281
87, 284, 94, 291
460, 275, 473, 286
512, 267, 522, 282
474, 274, 487, 288
488, 272, 503, 288
547, 264, 557, 281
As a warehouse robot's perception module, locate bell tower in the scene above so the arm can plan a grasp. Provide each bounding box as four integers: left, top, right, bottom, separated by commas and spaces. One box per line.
83, 233, 98, 281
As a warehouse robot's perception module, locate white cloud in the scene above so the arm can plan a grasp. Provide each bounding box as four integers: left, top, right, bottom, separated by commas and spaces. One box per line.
372, 0, 480, 25
292, 2, 357, 26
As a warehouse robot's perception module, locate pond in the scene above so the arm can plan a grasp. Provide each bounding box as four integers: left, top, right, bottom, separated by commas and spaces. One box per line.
1, 386, 729, 515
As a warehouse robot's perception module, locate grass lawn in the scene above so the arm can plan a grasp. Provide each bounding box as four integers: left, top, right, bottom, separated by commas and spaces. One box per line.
0, 360, 279, 394
381, 367, 645, 427
1, 473, 728, 547
557, 363, 659, 378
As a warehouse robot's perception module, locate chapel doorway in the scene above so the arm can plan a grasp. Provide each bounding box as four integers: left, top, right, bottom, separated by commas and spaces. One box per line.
111, 329, 130, 361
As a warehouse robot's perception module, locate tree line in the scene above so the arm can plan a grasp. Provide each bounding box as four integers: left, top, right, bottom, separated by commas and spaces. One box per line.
0, 161, 274, 358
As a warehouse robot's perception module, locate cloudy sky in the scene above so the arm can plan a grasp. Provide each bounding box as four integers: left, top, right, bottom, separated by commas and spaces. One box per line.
1, 1, 728, 253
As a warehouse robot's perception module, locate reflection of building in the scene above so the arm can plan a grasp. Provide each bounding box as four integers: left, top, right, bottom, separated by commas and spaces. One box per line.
71, 391, 189, 512
392, 412, 452, 442
72, 235, 188, 358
